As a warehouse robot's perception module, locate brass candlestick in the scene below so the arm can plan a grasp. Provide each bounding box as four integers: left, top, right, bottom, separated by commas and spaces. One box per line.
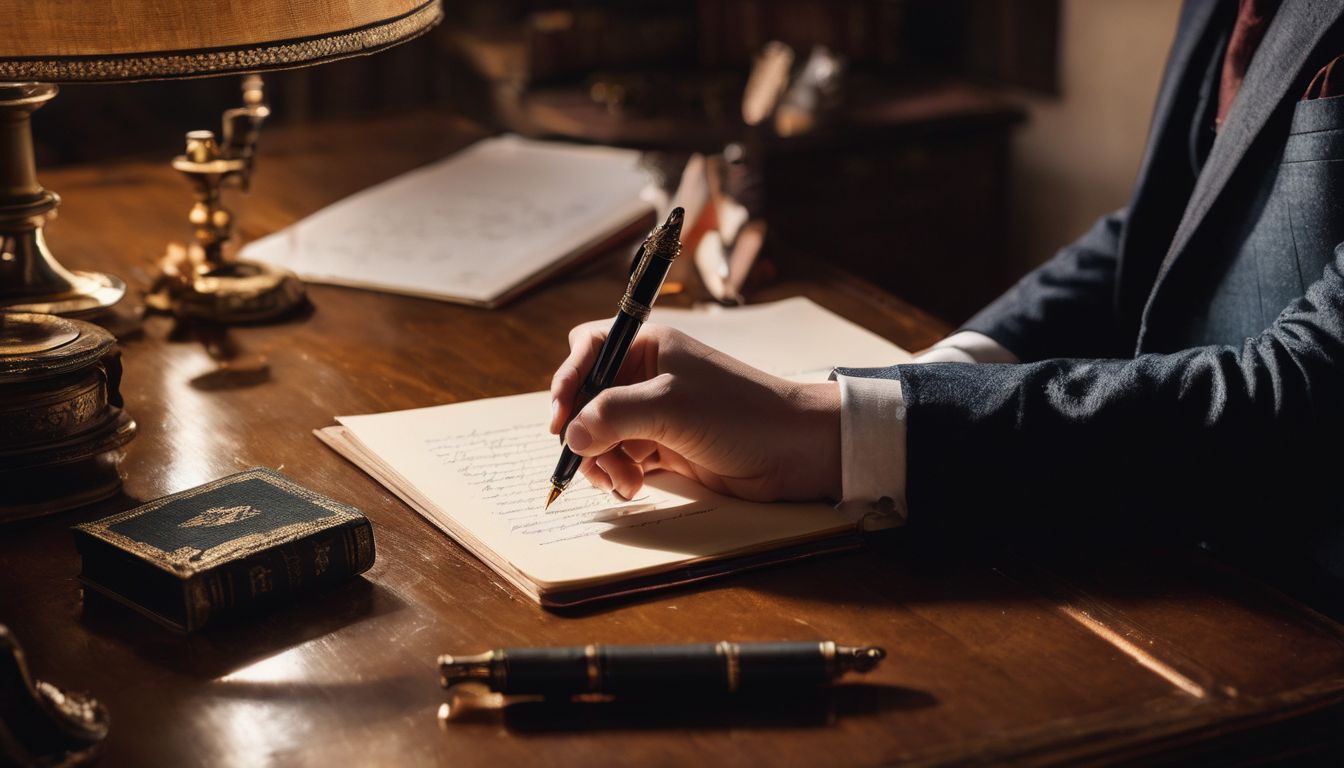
0, 82, 126, 317
146, 75, 305, 323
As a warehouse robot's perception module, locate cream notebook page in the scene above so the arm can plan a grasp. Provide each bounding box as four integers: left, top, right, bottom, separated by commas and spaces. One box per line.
243, 135, 654, 306
322, 298, 912, 594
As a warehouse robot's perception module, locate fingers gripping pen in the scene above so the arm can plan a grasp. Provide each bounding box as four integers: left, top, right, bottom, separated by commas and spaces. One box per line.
545, 208, 684, 509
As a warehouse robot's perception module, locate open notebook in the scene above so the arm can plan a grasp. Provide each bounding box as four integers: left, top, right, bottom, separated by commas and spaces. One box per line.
318, 298, 912, 607
242, 135, 655, 308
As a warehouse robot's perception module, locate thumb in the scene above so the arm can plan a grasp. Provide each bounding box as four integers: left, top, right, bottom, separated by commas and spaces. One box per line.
564, 375, 673, 457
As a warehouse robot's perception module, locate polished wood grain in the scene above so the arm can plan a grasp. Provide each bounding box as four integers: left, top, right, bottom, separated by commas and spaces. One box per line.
2, 112, 1343, 767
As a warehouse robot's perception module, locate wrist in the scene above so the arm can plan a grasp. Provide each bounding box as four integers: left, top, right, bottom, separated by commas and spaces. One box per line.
792, 381, 843, 501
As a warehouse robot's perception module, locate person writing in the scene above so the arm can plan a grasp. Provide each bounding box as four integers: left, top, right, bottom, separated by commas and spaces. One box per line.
549, 0, 1344, 576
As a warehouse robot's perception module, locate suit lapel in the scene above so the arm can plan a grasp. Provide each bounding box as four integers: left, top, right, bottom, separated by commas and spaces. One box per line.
1118, 0, 1223, 334
1141, 0, 1344, 339
1128, 0, 1222, 209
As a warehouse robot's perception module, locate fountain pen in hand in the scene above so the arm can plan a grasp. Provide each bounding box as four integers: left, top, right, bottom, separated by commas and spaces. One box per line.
545, 207, 684, 509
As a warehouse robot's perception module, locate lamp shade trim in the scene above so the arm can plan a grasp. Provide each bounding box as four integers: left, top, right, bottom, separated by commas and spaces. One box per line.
0, 0, 442, 83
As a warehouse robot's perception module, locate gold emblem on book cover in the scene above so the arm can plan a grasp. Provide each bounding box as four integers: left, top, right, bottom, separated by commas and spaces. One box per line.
180, 504, 261, 528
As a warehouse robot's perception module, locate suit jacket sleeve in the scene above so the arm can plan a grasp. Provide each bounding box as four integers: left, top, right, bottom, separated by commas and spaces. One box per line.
961, 208, 1130, 361
835, 242, 1344, 536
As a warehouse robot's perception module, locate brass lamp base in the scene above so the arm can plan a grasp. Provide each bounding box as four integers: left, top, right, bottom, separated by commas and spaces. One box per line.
0, 83, 125, 317
0, 263, 127, 318
146, 244, 305, 323
0, 312, 135, 522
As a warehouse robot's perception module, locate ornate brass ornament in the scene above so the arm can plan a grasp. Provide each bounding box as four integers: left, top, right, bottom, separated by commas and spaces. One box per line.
146, 75, 306, 323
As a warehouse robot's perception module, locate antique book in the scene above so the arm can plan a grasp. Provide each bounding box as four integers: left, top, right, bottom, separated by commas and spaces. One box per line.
241, 135, 656, 308
72, 468, 375, 632
318, 298, 911, 607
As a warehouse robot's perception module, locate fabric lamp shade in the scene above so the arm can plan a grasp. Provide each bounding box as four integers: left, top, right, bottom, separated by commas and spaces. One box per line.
0, 0, 443, 82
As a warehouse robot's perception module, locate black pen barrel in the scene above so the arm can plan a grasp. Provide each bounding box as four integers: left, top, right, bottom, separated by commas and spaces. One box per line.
550, 447, 582, 490
495, 642, 846, 696
581, 312, 643, 402
550, 312, 642, 490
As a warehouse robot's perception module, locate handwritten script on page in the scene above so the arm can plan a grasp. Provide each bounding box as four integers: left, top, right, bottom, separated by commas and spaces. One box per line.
326, 298, 913, 593
242, 135, 653, 306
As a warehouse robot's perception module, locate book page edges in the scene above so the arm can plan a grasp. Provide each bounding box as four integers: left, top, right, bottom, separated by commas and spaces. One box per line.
315, 425, 863, 607
314, 426, 546, 604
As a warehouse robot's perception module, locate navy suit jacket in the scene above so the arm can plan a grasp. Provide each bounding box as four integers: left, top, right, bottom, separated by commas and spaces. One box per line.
839, 0, 1344, 573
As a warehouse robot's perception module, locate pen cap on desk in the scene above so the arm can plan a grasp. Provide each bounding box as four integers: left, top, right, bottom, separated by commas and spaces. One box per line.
442, 641, 883, 697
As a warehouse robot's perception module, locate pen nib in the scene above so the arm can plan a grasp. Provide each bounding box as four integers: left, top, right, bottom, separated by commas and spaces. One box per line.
544, 485, 563, 510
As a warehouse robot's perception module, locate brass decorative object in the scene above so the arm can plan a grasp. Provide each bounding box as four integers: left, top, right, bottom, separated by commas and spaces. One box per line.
146, 76, 306, 323
0, 624, 109, 765
0, 0, 443, 320
0, 0, 441, 513
0, 83, 126, 317
0, 312, 135, 521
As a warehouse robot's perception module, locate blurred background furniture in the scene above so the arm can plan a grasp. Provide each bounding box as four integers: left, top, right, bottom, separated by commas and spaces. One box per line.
29, 0, 1061, 322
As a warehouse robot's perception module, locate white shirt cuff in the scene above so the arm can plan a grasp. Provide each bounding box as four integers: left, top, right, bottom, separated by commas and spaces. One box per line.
916, 331, 1019, 364
833, 373, 907, 531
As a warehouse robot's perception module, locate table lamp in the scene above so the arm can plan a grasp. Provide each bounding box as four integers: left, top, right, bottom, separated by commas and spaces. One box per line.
0, 2, 442, 520
0, 0, 443, 318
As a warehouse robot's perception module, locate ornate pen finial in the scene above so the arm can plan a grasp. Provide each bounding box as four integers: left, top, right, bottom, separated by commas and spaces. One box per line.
645, 207, 685, 261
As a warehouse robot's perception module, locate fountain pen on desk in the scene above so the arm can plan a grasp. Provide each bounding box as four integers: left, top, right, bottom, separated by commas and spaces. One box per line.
439, 641, 886, 697
545, 207, 685, 509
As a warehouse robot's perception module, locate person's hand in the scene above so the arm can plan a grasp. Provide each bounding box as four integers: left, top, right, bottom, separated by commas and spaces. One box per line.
549, 321, 841, 502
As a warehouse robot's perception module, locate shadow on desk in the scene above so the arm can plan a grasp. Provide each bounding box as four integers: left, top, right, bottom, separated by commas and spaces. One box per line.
553, 528, 1197, 617
79, 576, 405, 679
445, 683, 936, 734
552, 524, 1344, 657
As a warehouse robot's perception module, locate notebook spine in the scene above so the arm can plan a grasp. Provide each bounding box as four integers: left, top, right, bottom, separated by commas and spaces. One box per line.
183, 518, 375, 631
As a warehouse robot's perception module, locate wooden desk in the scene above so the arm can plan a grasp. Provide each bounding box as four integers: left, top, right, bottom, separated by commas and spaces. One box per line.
3, 112, 1343, 766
